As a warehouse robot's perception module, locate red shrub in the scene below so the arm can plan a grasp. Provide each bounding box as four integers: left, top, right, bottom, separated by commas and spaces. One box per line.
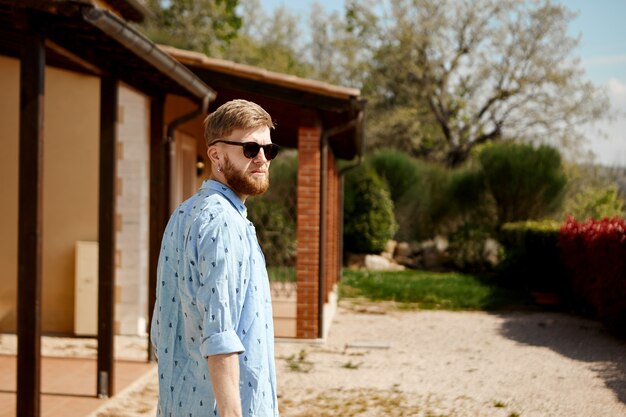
559, 217, 626, 332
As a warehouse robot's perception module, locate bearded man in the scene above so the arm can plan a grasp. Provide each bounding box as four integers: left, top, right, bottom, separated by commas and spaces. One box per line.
151, 99, 280, 417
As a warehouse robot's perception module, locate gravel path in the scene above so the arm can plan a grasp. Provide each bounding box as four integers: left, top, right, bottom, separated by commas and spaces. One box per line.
34, 302, 626, 417
275, 304, 626, 417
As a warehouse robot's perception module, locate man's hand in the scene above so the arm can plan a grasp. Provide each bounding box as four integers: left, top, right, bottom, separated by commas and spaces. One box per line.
208, 352, 243, 417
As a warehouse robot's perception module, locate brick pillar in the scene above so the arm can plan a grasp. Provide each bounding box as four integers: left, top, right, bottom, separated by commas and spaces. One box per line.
324, 152, 339, 302
296, 127, 321, 338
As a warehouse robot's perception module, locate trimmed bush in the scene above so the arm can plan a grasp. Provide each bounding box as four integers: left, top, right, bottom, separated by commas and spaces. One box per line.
559, 217, 626, 333
369, 150, 493, 242
344, 166, 398, 254
479, 143, 567, 225
498, 220, 566, 292
368, 148, 421, 202
247, 151, 297, 269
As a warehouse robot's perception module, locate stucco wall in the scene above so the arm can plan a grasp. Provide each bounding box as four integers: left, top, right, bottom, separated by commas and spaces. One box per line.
0, 56, 100, 334
0, 56, 19, 330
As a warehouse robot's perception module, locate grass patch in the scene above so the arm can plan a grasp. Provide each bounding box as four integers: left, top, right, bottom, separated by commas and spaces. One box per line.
339, 269, 529, 311
268, 266, 296, 282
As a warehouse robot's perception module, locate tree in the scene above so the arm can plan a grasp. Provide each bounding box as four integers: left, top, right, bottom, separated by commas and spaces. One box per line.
222, 0, 313, 76
140, 0, 242, 56
355, 0, 609, 166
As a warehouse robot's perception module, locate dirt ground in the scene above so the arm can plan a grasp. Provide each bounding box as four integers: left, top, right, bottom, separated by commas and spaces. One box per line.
5, 301, 626, 417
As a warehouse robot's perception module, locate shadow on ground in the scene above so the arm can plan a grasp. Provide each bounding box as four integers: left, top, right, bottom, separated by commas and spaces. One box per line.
494, 311, 626, 405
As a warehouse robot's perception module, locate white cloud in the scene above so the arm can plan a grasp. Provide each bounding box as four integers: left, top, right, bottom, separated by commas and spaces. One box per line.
607, 78, 626, 105
580, 78, 626, 167
584, 54, 626, 67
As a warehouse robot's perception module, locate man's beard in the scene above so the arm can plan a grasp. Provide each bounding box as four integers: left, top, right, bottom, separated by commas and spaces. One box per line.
223, 156, 269, 197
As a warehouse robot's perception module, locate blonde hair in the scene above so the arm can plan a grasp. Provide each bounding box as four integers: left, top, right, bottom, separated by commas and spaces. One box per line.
203, 99, 274, 147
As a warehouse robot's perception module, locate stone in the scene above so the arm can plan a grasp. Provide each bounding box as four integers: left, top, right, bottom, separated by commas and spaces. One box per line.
483, 238, 501, 266
365, 254, 405, 271
434, 235, 449, 252
384, 240, 398, 257
395, 242, 412, 257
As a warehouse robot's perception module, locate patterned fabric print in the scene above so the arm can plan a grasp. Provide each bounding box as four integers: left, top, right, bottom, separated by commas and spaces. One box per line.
151, 180, 278, 417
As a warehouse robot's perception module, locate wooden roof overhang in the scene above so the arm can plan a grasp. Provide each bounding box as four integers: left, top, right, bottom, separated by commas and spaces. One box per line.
0, 0, 214, 103
2, 1, 216, 412
161, 45, 367, 160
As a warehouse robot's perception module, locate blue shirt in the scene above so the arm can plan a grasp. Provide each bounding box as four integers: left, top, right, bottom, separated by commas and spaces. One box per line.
151, 180, 278, 417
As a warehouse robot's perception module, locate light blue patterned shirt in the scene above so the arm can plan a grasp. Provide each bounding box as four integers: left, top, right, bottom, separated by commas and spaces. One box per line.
151, 180, 278, 417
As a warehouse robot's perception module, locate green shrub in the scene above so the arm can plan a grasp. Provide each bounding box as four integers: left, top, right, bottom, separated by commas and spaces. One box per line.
247, 151, 297, 268
368, 150, 494, 241
448, 223, 498, 272
368, 148, 421, 202
344, 166, 398, 253
479, 143, 567, 226
564, 185, 625, 220
498, 220, 566, 292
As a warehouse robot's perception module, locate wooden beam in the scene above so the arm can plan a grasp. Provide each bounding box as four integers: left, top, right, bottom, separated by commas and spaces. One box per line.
97, 75, 117, 398
44, 39, 103, 75
17, 28, 45, 417
148, 94, 166, 362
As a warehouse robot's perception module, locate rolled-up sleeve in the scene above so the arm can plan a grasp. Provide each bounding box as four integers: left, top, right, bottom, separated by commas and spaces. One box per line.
195, 212, 245, 357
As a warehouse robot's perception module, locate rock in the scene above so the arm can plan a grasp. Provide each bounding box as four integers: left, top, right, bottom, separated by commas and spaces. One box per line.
395, 242, 412, 258
483, 238, 501, 266
422, 246, 451, 271
434, 235, 449, 252
365, 254, 405, 271
395, 255, 421, 269
346, 253, 366, 269
384, 240, 398, 258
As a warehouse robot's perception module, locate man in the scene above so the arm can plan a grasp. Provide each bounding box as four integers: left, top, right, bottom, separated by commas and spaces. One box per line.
151, 99, 280, 417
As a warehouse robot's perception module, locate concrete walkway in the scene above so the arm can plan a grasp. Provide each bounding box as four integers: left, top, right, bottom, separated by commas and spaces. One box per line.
0, 354, 154, 417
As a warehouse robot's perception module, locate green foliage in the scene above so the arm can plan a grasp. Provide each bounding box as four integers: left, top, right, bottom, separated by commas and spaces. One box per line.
357, 0, 608, 166
344, 166, 398, 253
479, 143, 567, 225
247, 151, 297, 268
498, 220, 566, 292
222, 0, 313, 76
140, 0, 242, 55
368, 151, 492, 241
564, 185, 625, 220
447, 223, 498, 272
368, 149, 421, 202
340, 269, 527, 310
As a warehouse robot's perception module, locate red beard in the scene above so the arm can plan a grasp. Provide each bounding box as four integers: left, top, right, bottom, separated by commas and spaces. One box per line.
223, 156, 269, 197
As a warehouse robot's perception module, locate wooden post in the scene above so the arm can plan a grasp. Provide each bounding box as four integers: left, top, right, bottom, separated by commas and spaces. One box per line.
148, 95, 167, 362
17, 28, 45, 417
97, 75, 117, 398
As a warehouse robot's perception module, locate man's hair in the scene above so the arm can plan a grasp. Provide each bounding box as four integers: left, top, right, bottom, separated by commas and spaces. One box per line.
203, 99, 274, 147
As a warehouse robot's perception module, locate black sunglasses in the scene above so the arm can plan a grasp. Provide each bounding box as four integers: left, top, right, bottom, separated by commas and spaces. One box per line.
211, 140, 280, 160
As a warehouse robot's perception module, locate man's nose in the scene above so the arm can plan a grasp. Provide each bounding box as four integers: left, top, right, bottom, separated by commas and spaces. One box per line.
254, 147, 268, 163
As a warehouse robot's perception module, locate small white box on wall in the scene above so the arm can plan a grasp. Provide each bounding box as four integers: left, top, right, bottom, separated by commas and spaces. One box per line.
74, 241, 98, 336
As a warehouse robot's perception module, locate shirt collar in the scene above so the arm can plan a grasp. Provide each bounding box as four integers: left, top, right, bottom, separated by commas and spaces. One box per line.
202, 179, 248, 218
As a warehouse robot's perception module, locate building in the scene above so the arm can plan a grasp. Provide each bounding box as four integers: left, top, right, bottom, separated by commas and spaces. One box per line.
0, 0, 364, 412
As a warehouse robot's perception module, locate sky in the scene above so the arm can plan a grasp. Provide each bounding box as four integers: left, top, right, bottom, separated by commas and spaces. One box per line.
261, 0, 626, 167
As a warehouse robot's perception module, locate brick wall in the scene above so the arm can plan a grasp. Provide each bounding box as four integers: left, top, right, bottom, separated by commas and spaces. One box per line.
324, 152, 340, 303
296, 127, 321, 338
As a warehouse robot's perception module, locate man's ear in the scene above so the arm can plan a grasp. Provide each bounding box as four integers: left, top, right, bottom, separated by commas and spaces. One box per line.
207, 146, 220, 165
